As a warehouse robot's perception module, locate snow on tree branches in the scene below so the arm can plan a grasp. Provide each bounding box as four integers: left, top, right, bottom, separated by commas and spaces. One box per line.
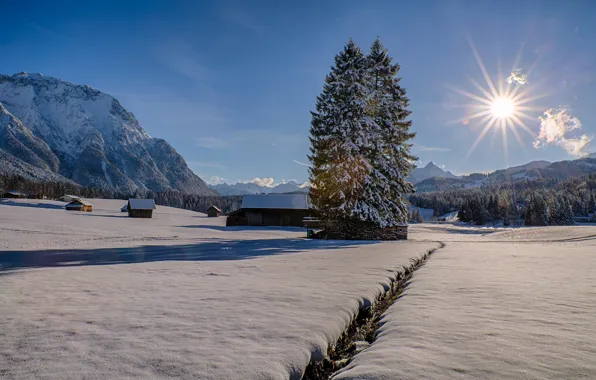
309, 38, 416, 228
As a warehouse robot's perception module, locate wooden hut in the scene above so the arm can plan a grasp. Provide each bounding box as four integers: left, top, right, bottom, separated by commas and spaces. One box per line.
226, 194, 310, 227
2, 190, 27, 199
65, 199, 93, 212
207, 206, 221, 217
128, 199, 155, 218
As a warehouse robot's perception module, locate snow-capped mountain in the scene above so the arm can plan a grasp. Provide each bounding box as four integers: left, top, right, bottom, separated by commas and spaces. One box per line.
0, 73, 216, 195
414, 158, 596, 192
409, 161, 459, 183
210, 181, 309, 196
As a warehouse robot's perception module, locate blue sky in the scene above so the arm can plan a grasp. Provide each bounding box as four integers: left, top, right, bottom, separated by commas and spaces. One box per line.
2, 0, 596, 185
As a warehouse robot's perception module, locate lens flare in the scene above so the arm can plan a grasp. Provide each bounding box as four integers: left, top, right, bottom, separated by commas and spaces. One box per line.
448, 37, 547, 160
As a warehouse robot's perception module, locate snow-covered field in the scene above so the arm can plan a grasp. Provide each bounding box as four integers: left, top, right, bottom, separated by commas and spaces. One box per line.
2, 199, 595, 379
0, 199, 437, 379
335, 227, 596, 379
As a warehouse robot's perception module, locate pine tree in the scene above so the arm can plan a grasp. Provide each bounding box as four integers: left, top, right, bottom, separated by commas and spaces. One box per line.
309, 40, 370, 222
362, 38, 416, 226
309, 39, 416, 228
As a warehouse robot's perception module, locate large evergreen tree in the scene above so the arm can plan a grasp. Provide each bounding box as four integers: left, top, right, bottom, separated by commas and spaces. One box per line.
309, 38, 416, 228
309, 39, 370, 222
361, 38, 416, 226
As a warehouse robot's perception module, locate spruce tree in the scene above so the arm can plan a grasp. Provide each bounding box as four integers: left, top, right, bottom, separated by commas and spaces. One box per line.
362, 38, 416, 226
309, 40, 370, 222
309, 39, 416, 228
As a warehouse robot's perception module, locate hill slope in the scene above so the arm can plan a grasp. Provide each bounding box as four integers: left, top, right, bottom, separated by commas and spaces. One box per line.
0, 73, 216, 195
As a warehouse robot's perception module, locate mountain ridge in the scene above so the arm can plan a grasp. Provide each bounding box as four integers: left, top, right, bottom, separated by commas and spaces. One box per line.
0, 72, 217, 195
210, 180, 309, 196
415, 157, 596, 192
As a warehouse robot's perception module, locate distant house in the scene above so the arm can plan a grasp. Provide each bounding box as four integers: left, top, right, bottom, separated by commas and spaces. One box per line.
437, 211, 459, 223
2, 190, 27, 199
226, 194, 310, 227
65, 199, 93, 212
60, 195, 81, 202
128, 199, 155, 218
207, 206, 221, 218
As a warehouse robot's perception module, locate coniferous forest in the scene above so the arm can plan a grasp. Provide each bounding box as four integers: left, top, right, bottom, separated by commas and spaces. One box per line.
409, 174, 596, 226
0, 174, 242, 214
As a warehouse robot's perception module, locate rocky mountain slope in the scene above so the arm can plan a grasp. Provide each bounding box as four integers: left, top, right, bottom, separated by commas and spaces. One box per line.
0, 73, 216, 195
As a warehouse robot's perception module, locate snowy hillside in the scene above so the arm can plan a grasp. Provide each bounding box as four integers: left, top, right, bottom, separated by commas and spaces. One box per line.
415, 158, 596, 192
210, 180, 309, 195
0, 73, 216, 195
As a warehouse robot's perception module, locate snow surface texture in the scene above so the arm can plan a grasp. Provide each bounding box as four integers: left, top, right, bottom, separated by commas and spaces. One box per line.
0, 73, 216, 195
0, 199, 437, 379
334, 227, 596, 380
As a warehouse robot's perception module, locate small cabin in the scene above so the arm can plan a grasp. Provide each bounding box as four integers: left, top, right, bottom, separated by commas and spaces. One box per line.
226, 194, 310, 227
128, 199, 155, 218
2, 190, 27, 199
207, 206, 221, 217
65, 199, 93, 212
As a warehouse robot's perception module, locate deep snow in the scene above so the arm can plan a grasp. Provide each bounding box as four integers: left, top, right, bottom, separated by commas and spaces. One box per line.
0, 199, 437, 379
334, 227, 596, 379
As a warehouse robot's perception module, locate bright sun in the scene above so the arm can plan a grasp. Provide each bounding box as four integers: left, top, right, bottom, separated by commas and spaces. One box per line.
491, 97, 515, 118
448, 37, 547, 158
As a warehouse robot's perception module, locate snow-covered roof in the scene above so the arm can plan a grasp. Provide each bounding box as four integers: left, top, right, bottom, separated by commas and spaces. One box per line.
128, 199, 155, 210
241, 194, 309, 210
208, 206, 221, 212
60, 194, 80, 201
5, 190, 27, 196
67, 198, 92, 206
439, 211, 459, 221
121, 204, 128, 211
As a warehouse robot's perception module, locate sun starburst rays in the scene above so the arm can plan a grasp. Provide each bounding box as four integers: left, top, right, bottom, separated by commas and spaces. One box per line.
452, 39, 543, 157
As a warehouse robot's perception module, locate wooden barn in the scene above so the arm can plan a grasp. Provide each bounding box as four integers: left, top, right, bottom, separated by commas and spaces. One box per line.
2, 190, 27, 199
128, 199, 155, 218
226, 194, 310, 227
207, 206, 221, 217
65, 199, 93, 212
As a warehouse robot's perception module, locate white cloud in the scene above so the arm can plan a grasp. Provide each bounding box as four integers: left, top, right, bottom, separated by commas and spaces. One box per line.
416, 145, 451, 152
507, 69, 528, 86
196, 137, 227, 149
239, 177, 276, 187
206, 176, 227, 185
533, 107, 592, 157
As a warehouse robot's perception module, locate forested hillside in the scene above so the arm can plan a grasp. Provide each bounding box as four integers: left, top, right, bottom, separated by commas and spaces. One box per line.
409, 174, 596, 226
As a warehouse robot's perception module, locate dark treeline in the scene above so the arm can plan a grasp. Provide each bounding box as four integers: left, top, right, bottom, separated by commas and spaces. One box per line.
0, 174, 242, 214
409, 174, 596, 226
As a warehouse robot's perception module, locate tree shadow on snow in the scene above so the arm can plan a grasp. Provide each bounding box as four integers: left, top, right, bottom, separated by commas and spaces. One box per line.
0, 200, 64, 210
0, 238, 377, 273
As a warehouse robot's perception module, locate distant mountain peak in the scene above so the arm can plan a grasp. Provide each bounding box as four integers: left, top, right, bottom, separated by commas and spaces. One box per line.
409, 161, 458, 183
0, 73, 216, 195
209, 180, 309, 196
